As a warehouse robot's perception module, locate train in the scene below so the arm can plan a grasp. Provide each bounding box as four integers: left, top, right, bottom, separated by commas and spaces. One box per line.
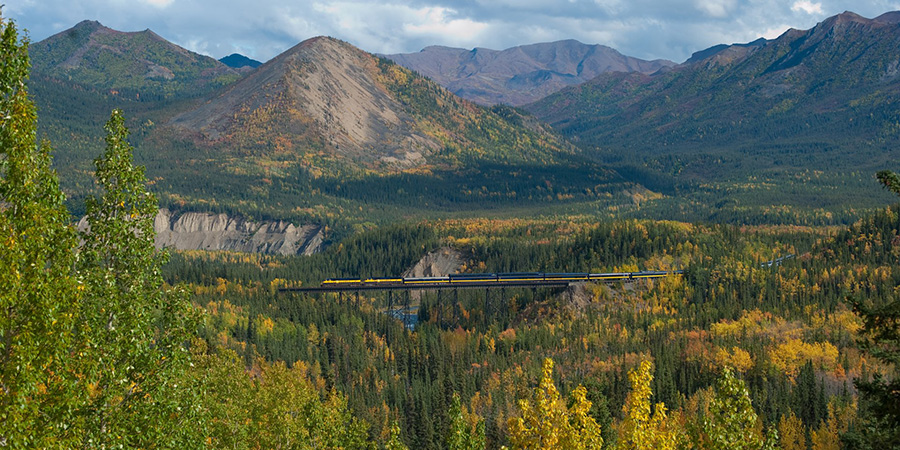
321, 270, 682, 287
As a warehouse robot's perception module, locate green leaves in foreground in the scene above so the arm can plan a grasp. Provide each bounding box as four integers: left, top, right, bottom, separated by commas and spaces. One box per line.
0, 10, 81, 447
73, 108, 200, 447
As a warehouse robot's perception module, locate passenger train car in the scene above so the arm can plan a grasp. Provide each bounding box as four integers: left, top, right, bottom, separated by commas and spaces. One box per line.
321, 271, 682, 287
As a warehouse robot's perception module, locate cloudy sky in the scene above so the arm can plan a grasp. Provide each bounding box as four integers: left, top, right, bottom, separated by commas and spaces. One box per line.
5, 0, 900, 63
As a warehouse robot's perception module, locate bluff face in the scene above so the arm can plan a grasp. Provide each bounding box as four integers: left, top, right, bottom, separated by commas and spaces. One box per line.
78, 210, 324, 255
153, 209, 324, 255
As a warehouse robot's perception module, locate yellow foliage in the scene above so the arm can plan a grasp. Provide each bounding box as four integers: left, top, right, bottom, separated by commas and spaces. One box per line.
256, 315, 275, 336
507, 359, 602, 450
714, 346, 754, 373
619, 360, 679, 450
778, 411, 806, 450
769, 339, 839, 378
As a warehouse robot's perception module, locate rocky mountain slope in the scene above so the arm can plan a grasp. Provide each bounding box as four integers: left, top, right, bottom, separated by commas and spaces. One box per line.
169, 36, 443, 168
402, 247, 464, 277
385, 40, 674, 106
163, 36, 583, 172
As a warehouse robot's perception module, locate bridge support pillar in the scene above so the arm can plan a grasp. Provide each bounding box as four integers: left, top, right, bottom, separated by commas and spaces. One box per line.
437, 290, 443, 329
404, 290, 411, 330
484, 288, 490, 330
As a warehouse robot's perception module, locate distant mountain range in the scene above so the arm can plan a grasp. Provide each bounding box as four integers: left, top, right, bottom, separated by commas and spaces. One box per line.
385, 40, 674, 106
27, 25, 623, 224
25, 11, 900, 226
523, 11, 900, 217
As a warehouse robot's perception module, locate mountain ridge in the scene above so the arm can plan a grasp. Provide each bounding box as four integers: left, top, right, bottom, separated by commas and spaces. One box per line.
165, 36, 583, 171
30, 20, 241, 100
29, 27, 623, 226
523, 10, 900, 219
385, 40, 674, 106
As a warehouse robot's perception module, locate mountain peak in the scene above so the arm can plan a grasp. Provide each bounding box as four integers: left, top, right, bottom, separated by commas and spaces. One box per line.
72, 19, 104, 30
171, 36, 440, 167
31, 21, 240, 99
815, 10, 892, 31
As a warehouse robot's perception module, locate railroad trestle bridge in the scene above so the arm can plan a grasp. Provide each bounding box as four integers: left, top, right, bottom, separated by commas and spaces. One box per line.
279, 271, 682, 330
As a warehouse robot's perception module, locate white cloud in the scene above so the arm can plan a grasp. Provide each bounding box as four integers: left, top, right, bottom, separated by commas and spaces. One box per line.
142, 0, 174, 7
694, 0, 737, 18
761, 25, 791, 39
402, 6, 489, 45
791, 1, 823, 15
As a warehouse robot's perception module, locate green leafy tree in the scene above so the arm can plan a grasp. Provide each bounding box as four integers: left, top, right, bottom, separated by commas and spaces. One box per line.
701, 368, 776, 450
0, 11, 80, 447
75, 109, 199, 446
507, 358, 603, 450
447, 393, 486, 450
386, 421, 409, 450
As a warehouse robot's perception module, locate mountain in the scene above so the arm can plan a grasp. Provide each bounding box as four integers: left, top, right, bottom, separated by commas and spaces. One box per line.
166, 36, 580, 170
29, 20, 242, 100
219, 53, 262, 70
27, 20, 246, 215
524, 11, 900, 221
384, 40, 674, 106
28, 29, 627, 226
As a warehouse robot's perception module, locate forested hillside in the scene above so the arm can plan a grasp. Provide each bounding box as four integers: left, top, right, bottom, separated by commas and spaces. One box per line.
163, 207, 900, 448
526, 11, 900, 225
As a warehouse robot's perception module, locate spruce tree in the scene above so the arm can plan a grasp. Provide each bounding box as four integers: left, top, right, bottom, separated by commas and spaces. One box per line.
843, 170, 900, 448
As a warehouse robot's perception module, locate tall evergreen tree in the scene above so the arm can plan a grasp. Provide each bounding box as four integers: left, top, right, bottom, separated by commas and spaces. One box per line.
843, 170, 900, 448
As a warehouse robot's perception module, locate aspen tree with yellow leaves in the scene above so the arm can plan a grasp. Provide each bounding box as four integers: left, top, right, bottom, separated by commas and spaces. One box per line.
777, 411, 806, 450
507, 358, 603, 450
618, 360, 679, 450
